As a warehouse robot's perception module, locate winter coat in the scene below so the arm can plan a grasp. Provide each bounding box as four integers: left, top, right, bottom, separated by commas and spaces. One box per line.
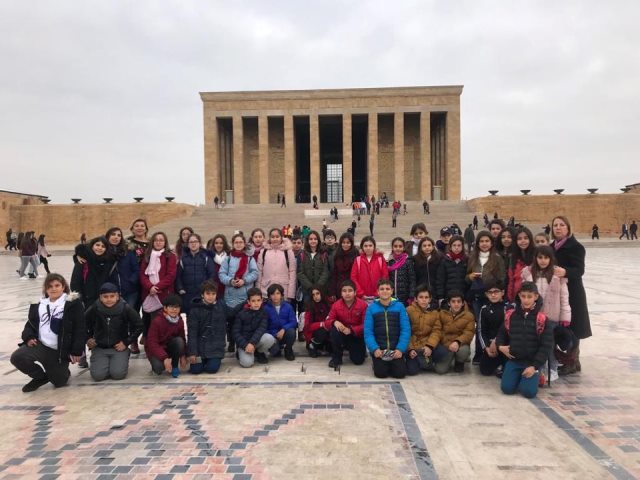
85, 298, 142, 348
22, 292, 86, 363
364, 299, 411, 353
186, 299, 229, 359
110, 250, 140, 297
350, 252, 389, 298
176, 248, 216, 312
303, 300, 331, 343
506, 259, 526, 303
413, 255, 441, 293
521, 266, 571, 323
257, 240, 297, 300
297, 250, 330, 293
477, 301, 511, 350
145, 312, 186, 361
232, 305, 269, 350
71, 248, 116, 308
439, 304, 475, 347
466, 253, 505, 301
551, 236, 591, 339
263, 301, 298, 336
406, 303, 442, 351
387, 255, 415, 304
495, 301, 554, 369
218, 254, 259, 308
326, 298, 368, 337
140, 252, 178, 305
329, 250, 357, 298
20, 237, 37, 256
436, 256, 468, 301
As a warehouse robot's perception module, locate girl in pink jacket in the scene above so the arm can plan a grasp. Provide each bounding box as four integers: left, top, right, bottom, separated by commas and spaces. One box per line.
257, 228, 297, 302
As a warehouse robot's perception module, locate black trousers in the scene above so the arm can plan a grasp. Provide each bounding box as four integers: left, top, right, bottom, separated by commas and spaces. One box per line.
11, 343, 70, 387
479, 351, 507, 376
39, 256, 50, 274
269, 328, 296, 354
371, 356, 407, 378
149, 337, 185, 374
329, 326, 366, 365
311, 328, 332, 350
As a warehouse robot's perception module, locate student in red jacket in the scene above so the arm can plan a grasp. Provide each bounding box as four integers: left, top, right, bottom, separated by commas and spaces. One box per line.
146, 295, 187, 377
303, 286, 332, 357
350, 236, 389, 302
325, 280, 368, 368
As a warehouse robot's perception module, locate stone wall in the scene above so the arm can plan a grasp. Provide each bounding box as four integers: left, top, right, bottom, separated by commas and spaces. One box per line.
468, 194, 640, 234
10, 203, 195, 244
1, 190, 47, 237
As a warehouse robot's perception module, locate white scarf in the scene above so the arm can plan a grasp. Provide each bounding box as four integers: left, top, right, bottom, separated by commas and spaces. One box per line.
479, 251, 490, 268
214, 251, 228, 266
145, 249, 164, 284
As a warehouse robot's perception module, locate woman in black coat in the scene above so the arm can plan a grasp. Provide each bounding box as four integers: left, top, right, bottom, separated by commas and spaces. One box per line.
551, 216, 591, 375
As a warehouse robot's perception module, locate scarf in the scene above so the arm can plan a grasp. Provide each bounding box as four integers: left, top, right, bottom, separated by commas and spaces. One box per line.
388, 252, 408, 272
96, 298, 125, 316
165, 314, 181, 324
231, 249, 249, 280
214, 251, 227, 266
447, 251, 466, 263
479, 251, 490, 268
553, 236, 569, 251
145, 249, 164, 285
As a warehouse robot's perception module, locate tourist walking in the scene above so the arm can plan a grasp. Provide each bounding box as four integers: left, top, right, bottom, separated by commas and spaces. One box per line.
463, 224, 475, 253
281, 194, 286, 208
472, 215, 478, 230
619, 223, 629, 240
591, 224, 599, 240
630, 221, 637, 240
18, 231, 39, 279
369, 213, 375, 236
37, 234, 51, 274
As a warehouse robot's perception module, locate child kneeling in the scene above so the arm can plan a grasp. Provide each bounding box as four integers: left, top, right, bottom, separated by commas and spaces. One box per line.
263, 284, 298, 361
436, 291, 475, 374
146, 295, 188, 377
187, 281, 229, 374
233, 287, 276, 367
496, 282, 553, 399
364, 279, 411, 379
85, 282, 142, 381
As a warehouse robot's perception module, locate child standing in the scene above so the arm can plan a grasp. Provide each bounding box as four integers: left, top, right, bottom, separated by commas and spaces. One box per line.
436, 235, 468, 304
477, 281, 511, 376
364, 279, 411, 379
436, 292, 475, 374
263, 284, 298, 361
146, 295, 187, 378
406, 285, 447, 375
387, 237, 415, 305
187, 282, 229, 374
507, 227, 535, 303
496, 282, 554, 398
232, 287, 276, 367
350, 236, 389, 302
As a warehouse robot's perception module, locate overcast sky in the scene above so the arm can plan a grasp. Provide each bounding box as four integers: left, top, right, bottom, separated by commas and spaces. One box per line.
1, 0, 639, 204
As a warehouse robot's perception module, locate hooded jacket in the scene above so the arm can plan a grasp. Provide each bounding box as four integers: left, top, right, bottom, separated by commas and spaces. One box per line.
257, 239, 297, 300
521, 266, 571, 323
406, 302, 442, 351
71, 246, 116, 308
297, 250, 330, 293
439, 303, 475, 347
85, 298, 142, 348
186, 298, 229, 359
363, 298, 411, 353
350, 252, 389, 298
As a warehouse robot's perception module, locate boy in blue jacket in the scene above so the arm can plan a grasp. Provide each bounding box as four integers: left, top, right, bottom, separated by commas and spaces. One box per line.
263, 283, 298, 361
364, 279, 411, 378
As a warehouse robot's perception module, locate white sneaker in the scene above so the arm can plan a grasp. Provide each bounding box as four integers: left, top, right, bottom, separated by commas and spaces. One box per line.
19, 276, 28, 280
550, 369, 559, 382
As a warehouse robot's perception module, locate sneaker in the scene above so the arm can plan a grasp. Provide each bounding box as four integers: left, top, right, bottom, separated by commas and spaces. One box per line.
22, 378, 49, 393
28, 273, 36, 279
538, 372, 546, 387
471, 356, 480, 366
307, 343, 318, 358
78, 357, 89, 368
454, 362, 465, 373
328, 359, 342, 369
255, 352, 268, 364
549, 369, 559, 382
19, 276, 28, 280
171, 367, 180, 378
284, 347, 295, 361
495, 365, 504, 378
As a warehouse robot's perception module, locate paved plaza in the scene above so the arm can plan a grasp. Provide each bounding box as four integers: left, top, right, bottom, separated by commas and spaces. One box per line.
0, 245, 638, 479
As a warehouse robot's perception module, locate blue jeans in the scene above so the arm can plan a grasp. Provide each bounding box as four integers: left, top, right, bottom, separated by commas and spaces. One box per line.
501, 360, 540, 399
190, 357, 222, 374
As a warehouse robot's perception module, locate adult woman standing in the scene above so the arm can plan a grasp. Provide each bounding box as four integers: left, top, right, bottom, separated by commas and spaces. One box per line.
551, 216, 591, 375
257, 228, 297, 302
127, 218, 150, 264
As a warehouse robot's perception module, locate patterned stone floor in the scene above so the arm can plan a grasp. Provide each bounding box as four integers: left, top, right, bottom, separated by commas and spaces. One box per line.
0, 245, 638, 479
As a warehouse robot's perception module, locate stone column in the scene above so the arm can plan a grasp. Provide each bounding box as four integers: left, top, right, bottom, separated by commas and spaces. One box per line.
367, 112, 378, 197
342, 113, 352, 203
394, 112, 405, 201
258, 115, 269, 203
232, 115, 244, 204
283, 114, 295, 204
310, 113, 320, 203
445, 109, 461, 200
420, 111, 431, 201
203, 110, 219, 205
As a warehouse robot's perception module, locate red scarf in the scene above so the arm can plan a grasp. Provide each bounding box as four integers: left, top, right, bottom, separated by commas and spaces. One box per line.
231, 250, 249, 280
447, 251, 466, 262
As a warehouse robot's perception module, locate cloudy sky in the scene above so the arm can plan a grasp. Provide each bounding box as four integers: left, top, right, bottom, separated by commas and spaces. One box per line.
1, 0, 638, 204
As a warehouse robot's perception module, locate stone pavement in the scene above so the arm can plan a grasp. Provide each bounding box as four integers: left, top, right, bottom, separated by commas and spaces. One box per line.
0, 246, 638, 479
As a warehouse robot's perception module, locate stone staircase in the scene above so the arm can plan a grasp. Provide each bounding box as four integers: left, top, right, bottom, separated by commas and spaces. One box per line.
150, 201, 479, 248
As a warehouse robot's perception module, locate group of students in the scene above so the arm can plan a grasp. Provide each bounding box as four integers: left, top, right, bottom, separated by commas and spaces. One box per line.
10, 215, 590, 401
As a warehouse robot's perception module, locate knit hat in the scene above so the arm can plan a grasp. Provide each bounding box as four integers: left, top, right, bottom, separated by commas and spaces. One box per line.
98, 282, 119, 295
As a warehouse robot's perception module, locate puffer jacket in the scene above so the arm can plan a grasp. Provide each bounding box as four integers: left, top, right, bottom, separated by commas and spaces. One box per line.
413, 255, 441, 293
263, 300, 298, 336
186, 298, 229, 359
298, 250, 329, 293
232, 305, 269, 350
406, 303, 442, 351
387, 254, 415, 304
257, 239, 297, 300
218, 254, 259, 308
364, 298, 411, 353
521, 266, 571, 323
110, 250, 140, 297
436, 255, 468, 301
85, 298, 142, 348
350, 252, 389, 298
176, 248, 216, 312
439, 303, 475, 348
326, 297, 368, 337
23, 292, 86, 363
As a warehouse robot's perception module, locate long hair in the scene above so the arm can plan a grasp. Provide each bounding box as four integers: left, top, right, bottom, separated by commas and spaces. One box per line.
335, 232, 357, 259
145, 231, 171, 262
413, 237, 441, 266
175, 226, 194, 254
513, 226, 535, 265
42, 273, 70, 297
105, 227, 127, 257
207, 233, 230, 254
467, 231, 500, 277
37, 234, 46, 247
304, 230, 322, 252
530, 245, 556, 283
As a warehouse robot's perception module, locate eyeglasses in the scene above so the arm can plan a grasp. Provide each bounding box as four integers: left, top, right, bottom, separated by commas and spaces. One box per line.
487, 289, 502, 294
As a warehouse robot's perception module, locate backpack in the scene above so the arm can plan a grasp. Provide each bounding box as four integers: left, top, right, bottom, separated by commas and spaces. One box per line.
504, 309, 546, 336
261, 248, 290, 270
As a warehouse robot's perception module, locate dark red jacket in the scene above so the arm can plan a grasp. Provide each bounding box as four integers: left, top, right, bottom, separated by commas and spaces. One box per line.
350, 252, 389, 298
145, 312, 186, 361
325, 297, 368, 337
303, 300, 331, 343
140, 253, 177, 303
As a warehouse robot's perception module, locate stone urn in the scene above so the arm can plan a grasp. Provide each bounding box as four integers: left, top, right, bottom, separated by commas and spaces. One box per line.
587, 188, 598, 194
41, 198, 51, 204
103, 197, 113, 204
133, 197, 144, 203
553, 189, 564, 195
621, 187, 631, 193
488, 190, 498, 196
520, 189, 531, 195
71, 198, 82, 204
165, 196, 175, 202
